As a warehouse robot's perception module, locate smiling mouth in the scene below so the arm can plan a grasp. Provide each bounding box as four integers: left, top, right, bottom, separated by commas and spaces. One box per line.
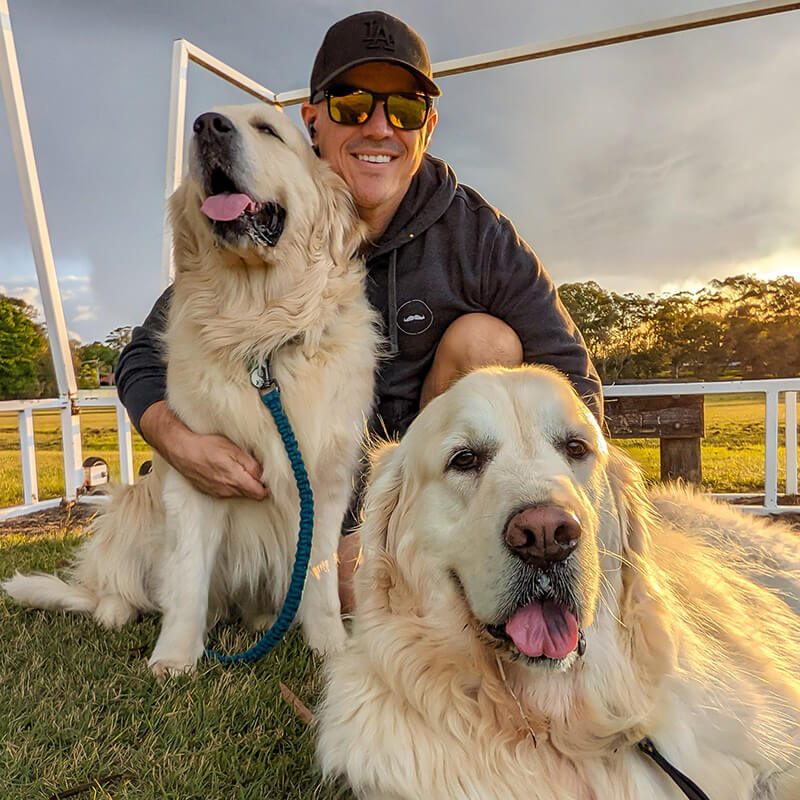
353, 153, 395, 164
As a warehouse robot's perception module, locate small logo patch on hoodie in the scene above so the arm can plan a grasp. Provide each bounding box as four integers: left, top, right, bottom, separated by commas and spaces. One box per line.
397, 299, 433, 335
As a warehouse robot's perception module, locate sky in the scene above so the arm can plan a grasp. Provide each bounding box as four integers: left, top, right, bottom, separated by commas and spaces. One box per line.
1, 0, 799, 344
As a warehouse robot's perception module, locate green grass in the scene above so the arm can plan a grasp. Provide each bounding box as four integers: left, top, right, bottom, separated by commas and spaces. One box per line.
0, 529, 351, 800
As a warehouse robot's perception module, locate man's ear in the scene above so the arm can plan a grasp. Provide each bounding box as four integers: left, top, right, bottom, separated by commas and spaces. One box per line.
422, 105, 438, 150
300, 103, 320, 155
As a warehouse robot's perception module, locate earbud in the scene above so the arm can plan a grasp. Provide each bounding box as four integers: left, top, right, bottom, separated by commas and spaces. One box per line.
308, 121, 320, 157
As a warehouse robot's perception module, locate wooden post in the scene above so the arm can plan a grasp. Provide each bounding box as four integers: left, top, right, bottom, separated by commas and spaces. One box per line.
660, 438, 702, 483
605, 394, 704, 485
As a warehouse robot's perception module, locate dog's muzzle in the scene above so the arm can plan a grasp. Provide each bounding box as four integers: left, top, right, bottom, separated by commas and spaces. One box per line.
193, 112, 287, 248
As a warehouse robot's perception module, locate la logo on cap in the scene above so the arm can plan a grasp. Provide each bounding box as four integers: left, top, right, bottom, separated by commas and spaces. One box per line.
362, 19, 395, 51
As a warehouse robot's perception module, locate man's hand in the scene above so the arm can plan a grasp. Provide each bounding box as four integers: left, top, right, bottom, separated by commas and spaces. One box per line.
139, 400, 270, 500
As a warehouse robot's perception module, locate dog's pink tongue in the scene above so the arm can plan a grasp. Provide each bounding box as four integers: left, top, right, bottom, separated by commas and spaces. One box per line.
505, 600, 578, 659
200, 193, 256, 221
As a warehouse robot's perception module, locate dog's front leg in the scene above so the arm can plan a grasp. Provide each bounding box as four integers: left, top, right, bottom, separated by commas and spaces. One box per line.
148, 470, 227, 677
297, 483, 349, 654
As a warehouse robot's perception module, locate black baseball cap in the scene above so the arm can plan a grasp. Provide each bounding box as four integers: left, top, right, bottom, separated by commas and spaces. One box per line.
310, 11, 441, 102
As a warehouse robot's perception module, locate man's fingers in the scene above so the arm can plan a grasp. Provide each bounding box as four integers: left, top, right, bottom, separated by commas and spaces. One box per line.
234, 463, 270, 500
230, 450, 269, 500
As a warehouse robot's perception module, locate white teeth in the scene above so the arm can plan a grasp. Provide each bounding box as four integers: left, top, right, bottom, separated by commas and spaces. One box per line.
356, 154, 392, 163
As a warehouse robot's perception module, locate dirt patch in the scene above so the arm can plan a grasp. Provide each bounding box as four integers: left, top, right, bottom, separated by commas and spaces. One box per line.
1, 497, 798, 539
0, 502, 100, 538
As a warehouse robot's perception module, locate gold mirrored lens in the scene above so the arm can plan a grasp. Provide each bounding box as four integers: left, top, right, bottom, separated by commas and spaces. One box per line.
329, 92, 374, 125
385, 95, 427, 130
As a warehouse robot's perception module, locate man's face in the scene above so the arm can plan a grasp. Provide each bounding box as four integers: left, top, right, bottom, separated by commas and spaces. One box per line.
301, 63, 438, 224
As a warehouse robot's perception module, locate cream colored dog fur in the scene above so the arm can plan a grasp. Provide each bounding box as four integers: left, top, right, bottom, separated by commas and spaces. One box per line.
316, 365, 800, 799
3, 103, 378, 676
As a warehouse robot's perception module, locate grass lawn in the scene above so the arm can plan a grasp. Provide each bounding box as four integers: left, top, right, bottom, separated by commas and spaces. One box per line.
0, 516, 350, 800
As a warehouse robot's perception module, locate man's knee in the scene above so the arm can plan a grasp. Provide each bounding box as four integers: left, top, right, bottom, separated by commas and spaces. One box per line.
422, 313, 522, 406
437, 313, 523, 373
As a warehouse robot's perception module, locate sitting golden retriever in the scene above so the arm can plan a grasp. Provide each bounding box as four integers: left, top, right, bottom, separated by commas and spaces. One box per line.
4, 104, 378, 675
316, 365, 800, 799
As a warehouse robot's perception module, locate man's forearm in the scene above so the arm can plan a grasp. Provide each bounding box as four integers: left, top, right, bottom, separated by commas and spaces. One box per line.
139, 400, 190, 456
115, 288, 172, 434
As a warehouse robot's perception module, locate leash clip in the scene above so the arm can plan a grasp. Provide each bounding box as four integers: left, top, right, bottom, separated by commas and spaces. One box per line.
250, 357, 279, 394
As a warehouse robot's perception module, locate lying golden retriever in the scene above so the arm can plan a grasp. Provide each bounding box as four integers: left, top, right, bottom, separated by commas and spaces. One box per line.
4, 104, 378, 675
316, 365, 800, 799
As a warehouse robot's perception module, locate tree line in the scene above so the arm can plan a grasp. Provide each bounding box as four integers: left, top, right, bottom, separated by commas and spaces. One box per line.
0, 294, 131, 399
558, 274, 800, 384
2, 273, 798, 398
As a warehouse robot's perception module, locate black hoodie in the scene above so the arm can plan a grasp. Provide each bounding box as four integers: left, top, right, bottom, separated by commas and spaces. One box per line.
116, 154, 602, 437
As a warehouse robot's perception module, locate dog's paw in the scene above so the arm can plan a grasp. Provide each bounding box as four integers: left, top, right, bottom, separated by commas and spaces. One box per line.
148, 633, 204, 678
304, 617, 348, 656
147, 656, 197, 678
94, 594, 138, 628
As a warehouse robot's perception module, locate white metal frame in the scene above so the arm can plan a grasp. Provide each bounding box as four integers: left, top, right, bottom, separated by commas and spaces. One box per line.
2, 381, 797, 521
1, 0, 83, 502
2, 0, 800, 520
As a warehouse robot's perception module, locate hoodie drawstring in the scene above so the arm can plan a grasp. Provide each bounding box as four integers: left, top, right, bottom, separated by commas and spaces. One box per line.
388, 249, 399, 355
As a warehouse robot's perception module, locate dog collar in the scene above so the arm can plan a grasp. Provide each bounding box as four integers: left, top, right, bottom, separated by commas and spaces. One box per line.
636, 738, 711, 800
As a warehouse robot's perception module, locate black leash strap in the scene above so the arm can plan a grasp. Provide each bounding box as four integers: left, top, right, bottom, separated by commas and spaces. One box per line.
636, 738, 712, 800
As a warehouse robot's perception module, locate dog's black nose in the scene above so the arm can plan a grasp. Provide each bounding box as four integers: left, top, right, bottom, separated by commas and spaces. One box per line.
503, 505, 581, 567
193, 112, 234, 137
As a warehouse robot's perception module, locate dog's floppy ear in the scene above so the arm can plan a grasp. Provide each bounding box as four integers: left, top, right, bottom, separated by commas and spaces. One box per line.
308, 159, 368, 267
352, 440, 406, 611
606, 447, 676, 697
606, 447, 656, 560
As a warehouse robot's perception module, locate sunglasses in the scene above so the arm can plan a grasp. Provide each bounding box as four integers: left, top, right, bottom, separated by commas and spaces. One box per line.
315, 87, 432, 131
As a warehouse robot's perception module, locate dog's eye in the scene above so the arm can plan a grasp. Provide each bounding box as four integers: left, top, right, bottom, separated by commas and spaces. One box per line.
565, 439, 590, 460
253, 121, 283, 141
447, 449, 483, 472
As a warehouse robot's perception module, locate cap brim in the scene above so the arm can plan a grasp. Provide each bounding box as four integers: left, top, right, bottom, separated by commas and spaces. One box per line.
315, 57, 441, 98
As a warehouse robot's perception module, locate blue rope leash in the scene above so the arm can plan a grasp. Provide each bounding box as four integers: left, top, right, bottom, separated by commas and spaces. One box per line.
204, 360, 314, 663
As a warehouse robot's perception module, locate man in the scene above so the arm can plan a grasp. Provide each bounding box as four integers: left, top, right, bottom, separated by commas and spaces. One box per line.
116, 11, 602, 607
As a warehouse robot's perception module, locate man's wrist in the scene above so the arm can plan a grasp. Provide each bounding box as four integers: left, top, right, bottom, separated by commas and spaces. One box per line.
139, 400, 191, 458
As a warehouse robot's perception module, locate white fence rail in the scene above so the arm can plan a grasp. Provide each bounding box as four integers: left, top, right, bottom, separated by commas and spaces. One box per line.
1, 379, 799, 522
604, 378, 800, 513
0, 393, 133, 521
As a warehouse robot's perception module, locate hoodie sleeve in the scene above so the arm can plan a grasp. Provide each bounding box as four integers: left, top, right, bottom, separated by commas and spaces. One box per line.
482, 215, 604, 423
114, 286, 173, 435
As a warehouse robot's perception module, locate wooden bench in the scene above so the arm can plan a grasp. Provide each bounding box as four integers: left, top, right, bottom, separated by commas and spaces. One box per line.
604, 394, 704, 484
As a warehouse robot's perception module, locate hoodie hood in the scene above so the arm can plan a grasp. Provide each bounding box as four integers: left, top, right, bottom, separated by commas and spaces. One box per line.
370, 154, 457, 259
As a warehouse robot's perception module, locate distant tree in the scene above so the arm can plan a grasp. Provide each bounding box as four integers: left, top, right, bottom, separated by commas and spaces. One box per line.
78, 361, 100, 389
0, 295, 48, 399
559, 282, 656, 382
716, 274, 800, 378
105, 326, 132, 354
77, 340, 118, 382
35, 348, 58, 398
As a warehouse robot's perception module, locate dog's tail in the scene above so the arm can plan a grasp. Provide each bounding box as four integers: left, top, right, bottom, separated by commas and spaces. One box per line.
2, 571, 97, 614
